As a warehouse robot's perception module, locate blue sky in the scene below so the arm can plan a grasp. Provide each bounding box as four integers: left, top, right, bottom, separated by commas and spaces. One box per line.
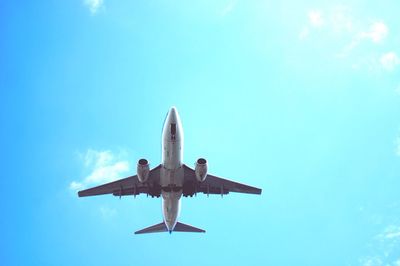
2, 1, 400, 265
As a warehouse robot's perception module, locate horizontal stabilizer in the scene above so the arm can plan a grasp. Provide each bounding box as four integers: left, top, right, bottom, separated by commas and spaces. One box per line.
134, 222, 205, 234
134, 222, 167, 234
174, 222, 205, 233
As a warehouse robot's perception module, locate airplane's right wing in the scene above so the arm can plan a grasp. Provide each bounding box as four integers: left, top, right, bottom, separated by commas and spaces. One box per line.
78, 165, 162, 198
182, 164, 262, 196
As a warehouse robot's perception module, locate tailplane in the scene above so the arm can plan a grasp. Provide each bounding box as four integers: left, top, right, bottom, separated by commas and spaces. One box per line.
134, 222, 205, 234
134, 222, 167, 234
173, 222, 205, 233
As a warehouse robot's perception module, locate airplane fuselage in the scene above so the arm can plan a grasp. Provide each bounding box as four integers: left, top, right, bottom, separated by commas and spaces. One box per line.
161, 107, 184, 232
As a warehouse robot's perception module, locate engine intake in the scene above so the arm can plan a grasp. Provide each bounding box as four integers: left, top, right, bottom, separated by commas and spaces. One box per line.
195, 158, 207, 182
137, 159, 150, 183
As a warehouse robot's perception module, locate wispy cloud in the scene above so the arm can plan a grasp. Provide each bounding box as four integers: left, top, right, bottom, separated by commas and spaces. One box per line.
359, 223, 400, 266
299, 5, 353, 40
84, 0, 104, 15
380, 52, 400, 71
366, 22, 388, 43
308, 10, 324, 28
340, 21, 388, 57
220, 1, 236, 17
298, 5, 399, 72
360, 256, 383, 266
301, 6, 387, 44
380, 226, 400, 239
69, 149, 130, 191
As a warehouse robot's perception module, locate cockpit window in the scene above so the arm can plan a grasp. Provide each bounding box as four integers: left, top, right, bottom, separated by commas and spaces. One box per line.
171, 123, 176, 135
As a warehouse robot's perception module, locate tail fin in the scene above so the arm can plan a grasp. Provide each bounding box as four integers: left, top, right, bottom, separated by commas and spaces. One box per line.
134, 222, 205, 234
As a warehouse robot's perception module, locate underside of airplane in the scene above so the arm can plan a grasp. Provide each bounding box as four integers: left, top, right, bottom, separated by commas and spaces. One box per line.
78, 107, 262, 234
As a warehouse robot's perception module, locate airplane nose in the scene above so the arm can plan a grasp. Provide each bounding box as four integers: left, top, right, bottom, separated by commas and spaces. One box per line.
170, 106, 177, 116
168, 106, 178, 123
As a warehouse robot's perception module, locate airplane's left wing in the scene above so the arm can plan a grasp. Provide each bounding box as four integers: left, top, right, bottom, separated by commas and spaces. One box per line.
78, 165, 162, 198
182, 164, 262, 196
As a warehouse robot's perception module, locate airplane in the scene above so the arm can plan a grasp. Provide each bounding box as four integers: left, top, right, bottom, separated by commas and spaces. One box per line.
78, 107, 262, 234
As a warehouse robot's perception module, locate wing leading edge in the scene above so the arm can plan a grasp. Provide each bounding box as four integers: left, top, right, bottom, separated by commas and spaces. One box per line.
78, 165, 162, 198
182, 164, 262, 196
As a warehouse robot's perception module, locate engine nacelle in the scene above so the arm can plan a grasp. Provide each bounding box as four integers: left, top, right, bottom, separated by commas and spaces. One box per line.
195, 158, 208, 182
137, 159, 150, 183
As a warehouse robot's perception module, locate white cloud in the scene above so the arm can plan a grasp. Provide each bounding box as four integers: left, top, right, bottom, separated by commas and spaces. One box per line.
308, 10, 324, 28
385, 230, 400, 239
360, 256, 383, 266
339, 21, 388, 58
380, 52, 400, 71
360, 224, 400, 266
70, 181, 84, 191
299, 6, 393, 67
365, 22, 388, 43
69, 149, 130, 191
378, 225, 400, 240
84, 0, 104, 15
300, 6, 351, 41
220, 1, 236, 17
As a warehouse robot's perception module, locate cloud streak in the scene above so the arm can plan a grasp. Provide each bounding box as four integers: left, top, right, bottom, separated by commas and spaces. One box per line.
70, 149, 130, 191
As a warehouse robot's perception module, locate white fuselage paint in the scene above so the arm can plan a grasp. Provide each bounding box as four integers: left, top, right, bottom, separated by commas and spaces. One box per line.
161, 107, 184, 232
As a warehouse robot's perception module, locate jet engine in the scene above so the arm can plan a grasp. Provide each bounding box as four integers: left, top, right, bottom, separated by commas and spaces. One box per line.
137, 159, 150, 183
195, 158, 208, 182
